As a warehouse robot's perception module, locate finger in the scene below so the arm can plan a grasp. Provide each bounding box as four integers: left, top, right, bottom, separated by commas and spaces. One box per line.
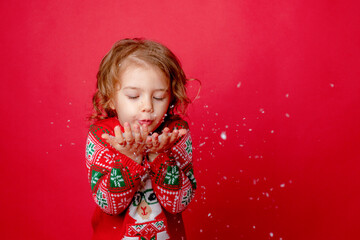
160, 128, 170, 147
114, 125, 126, 146
145, 136, 153, 149
133, 124, 142, 144
114, 126, 123, 139
102, 133, 116, 145
101, 133, 121, 150
124, 122, 134, 144
152, 133, 160, 147
178, 129, 187, 138
101, 133, 110, 140
141, 124, 149, 141
169, 129, 179, 143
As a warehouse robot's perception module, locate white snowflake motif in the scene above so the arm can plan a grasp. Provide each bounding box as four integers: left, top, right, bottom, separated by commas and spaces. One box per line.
164, 166, 180, 185
86, 140, 95, 158
186, 169, 197, 189
185, 137, 192, 155
181, 188, 192, 206
117, 197, 132, 209
96, 190, 108, 208
110, 169, 125, 187
91, 171, 102, 187
157, 194, 172, 208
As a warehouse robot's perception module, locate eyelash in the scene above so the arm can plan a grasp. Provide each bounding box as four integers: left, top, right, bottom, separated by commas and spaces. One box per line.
154, 97, 164, 101
127, 96, 165, 101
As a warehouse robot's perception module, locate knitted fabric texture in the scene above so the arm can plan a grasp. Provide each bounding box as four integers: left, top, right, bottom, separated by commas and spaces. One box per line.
85, 117, 196, 240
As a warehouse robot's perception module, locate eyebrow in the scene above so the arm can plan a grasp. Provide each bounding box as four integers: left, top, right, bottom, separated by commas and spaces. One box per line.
122, 86, 169, 92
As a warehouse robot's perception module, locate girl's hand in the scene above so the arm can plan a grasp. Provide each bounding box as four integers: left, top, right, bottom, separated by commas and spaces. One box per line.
147, 127, 187, 162
102, 122, 150, 164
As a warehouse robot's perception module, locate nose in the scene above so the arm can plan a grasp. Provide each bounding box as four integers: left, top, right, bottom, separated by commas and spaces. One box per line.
141, 98, 153, 113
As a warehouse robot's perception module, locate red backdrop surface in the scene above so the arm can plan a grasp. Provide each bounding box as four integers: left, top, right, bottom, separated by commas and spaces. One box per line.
1, 0, 360, 239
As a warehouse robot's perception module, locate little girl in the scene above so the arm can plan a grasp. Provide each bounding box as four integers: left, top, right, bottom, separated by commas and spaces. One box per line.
85, 38, 197, 240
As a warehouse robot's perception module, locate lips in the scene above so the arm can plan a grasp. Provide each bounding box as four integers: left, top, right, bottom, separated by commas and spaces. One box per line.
138, 120, 153, 126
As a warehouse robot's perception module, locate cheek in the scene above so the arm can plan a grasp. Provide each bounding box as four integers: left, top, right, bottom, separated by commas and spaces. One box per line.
158, 99, 171, 113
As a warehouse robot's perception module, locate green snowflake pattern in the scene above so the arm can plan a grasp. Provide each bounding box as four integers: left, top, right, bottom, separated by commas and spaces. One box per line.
185, 138, 192, 155
186, 169, 197, 189
91, 170, 103, 190
110, 168, 125, 187
164, 166, 180, 185
181, 187, 192, 206
86, 141, 95, 157
96, 190, 108, 208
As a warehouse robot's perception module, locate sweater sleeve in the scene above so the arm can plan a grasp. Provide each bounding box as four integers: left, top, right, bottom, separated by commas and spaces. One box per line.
85, 122, 146, 215
149, 119, 197, 214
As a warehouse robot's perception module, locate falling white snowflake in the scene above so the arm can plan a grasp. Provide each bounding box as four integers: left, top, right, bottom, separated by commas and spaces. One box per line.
237, 82, 241, 88
220, 131, 227, 140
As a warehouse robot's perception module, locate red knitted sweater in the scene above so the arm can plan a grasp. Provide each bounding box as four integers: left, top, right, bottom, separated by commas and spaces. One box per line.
85, 117, 196, 240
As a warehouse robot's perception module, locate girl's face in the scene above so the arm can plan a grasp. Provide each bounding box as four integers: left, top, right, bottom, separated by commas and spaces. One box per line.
110, 64, 171, 133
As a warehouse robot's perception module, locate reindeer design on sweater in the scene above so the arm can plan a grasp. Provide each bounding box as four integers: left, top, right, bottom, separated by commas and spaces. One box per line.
123, 178, 170, 240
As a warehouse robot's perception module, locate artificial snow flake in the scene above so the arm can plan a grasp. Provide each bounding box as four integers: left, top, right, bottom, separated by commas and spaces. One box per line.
237, 82, 242, 88
220, 131, 227, 140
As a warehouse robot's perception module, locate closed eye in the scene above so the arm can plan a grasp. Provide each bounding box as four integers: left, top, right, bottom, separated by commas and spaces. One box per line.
153, 97, 165, 101
127, 96, 139, 99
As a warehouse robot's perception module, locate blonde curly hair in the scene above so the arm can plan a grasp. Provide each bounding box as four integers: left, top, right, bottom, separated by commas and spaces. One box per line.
89, 38, 191, 123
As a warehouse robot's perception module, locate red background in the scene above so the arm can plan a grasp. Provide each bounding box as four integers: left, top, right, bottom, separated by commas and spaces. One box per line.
1, 1, 360, 239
